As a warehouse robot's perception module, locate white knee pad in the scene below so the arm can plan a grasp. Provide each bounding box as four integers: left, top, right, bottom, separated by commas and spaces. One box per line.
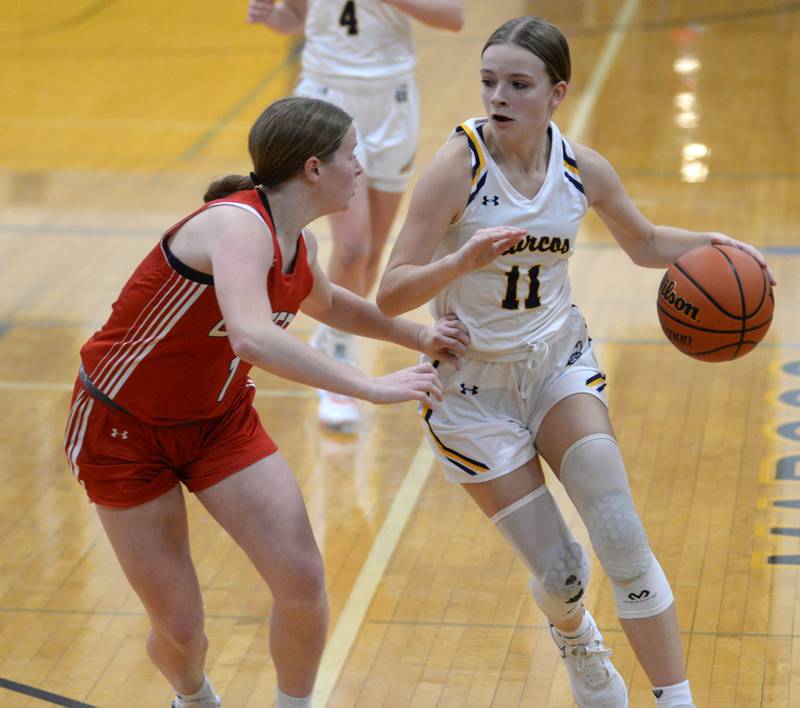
560, 433, 673, 619
529, 542, 589, 622
491, 486, 589, 622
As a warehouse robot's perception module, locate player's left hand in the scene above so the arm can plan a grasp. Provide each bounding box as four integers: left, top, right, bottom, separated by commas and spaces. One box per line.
417, 313, 470, 368
709, 233, 777, 286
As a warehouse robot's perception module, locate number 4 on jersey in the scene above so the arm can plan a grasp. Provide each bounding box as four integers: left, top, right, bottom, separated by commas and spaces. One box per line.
502, 265, 542, 310
340, 1, 358, 35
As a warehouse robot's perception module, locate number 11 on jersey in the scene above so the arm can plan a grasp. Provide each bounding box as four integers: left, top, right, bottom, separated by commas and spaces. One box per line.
502, 265, 542, 310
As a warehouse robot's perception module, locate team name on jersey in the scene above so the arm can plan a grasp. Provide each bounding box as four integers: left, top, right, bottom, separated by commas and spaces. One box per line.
501, 234, 571, 256
271, 311, 295, 329
208, 311, 295, 337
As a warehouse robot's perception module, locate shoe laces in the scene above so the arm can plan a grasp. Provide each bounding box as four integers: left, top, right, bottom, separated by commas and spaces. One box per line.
569, 642, 614, 685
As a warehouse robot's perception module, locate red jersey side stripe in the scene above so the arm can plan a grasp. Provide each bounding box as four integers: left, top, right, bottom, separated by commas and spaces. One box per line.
89, 270, 184, 385
93, 274, 191, 390
108, 282, 207, 399
94, 276, 199, 393
66, 395, 94, 480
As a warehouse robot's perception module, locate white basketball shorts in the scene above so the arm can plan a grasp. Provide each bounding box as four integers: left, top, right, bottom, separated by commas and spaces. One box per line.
295, 73, 419, 193
420, 308, 608, 484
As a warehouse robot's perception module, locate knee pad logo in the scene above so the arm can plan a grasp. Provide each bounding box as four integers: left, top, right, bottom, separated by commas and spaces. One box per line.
624, 588, 657, 607
627, 589, 650, 601
542, 541, 589, 605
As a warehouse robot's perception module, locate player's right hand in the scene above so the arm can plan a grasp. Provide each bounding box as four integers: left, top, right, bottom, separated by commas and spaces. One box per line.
365, 363, 443, 405
247, 0, 276, 24
453, 226, 528, 273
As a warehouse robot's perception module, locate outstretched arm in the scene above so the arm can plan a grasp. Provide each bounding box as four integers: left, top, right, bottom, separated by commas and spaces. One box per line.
376, 136, 526, 316
247, 0, 306, 35
382, 0, 464, 31
301, 231, 470, 367
208, 208, 444, 404
576, 144, 776, 285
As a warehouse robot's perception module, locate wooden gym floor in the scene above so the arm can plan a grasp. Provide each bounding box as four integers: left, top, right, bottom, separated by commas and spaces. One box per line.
0, 0, 798, 705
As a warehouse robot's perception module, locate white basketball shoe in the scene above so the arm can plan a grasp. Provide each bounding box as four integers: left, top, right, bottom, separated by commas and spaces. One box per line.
311, 325, 360, 431
550, 610, 628, 707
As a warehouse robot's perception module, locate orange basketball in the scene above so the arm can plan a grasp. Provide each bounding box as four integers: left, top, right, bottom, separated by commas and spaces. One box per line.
657, 244, 774, 362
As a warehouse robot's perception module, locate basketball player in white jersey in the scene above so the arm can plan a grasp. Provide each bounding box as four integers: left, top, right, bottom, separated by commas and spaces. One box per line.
248, 0, 463, 429
377, 16, 775, 708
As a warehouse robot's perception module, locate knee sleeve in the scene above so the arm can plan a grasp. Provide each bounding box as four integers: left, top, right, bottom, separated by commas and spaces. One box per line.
491, 486, 589, 622
560, 433, 674, 619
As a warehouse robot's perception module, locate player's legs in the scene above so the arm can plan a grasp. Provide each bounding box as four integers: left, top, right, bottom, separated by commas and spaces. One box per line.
463, 459, 583, 634
364, 187, 404, 294
536, 393, 690, 693
463, 460, 627, 706
196, 453, 327, 700
313, 178, 370, 429
95, 485, 212, 699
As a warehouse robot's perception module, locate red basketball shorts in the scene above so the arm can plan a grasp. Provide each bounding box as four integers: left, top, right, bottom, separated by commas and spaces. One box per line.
63, 380, 277, 508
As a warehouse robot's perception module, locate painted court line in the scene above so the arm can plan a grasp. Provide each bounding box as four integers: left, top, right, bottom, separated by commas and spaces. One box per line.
313, 440, 435, 705
568, 0, 641, 143
0, 677, 96, 707
312, 1, 641, 704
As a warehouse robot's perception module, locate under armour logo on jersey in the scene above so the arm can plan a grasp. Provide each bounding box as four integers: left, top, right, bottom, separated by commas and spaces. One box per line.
459, 383, 479, 395
653, 690, 664, 698
481, 195, 500, 206
110, 428, 129, 440
395, 85, 408, 103
566, 341, 584, 366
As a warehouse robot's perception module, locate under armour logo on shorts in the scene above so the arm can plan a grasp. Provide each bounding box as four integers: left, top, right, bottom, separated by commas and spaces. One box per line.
110, 428, 129, 440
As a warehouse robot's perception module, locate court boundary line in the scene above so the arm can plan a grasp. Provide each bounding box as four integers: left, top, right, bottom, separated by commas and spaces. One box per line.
0, 0, 118, 42
568, 0, 641, 143
312, 441, 435, 704
170, 41, 302, 168
312, 1, 641, 704
0, 678, 97, 708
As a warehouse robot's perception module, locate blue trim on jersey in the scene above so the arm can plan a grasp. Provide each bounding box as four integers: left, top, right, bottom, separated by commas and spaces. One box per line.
163, 239, 214, 284
457, 125, 482, 181
562, 141, 578, 169
466, 173, 488, 206
565, 171, 585, 195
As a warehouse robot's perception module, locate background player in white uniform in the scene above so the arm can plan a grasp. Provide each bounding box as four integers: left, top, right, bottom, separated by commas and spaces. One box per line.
248, 0, 463, 429
377, 16, 775, 708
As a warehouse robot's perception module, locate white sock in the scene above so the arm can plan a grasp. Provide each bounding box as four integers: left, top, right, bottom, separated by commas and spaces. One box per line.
554, 609, 593, 645
175, 675, 220, 706
652, 679, 693, 706
276, 688, 312, 707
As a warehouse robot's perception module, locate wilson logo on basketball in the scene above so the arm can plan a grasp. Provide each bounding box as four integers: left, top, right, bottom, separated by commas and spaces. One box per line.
659, 274, 699, 321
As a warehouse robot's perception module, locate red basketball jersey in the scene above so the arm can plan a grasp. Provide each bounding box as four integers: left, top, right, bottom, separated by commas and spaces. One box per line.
79, 189, 314, 426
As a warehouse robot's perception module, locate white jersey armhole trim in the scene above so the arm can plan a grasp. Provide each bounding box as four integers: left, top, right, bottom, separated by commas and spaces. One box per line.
206, 201, 265, 224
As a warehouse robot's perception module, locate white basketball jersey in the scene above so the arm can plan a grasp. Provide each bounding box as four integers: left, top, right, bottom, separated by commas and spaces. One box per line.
302, 0, 415, 82
431, 119, 588, 358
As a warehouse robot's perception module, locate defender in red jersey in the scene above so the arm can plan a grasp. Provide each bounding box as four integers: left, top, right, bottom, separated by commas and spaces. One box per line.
64, 97, 469, 708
